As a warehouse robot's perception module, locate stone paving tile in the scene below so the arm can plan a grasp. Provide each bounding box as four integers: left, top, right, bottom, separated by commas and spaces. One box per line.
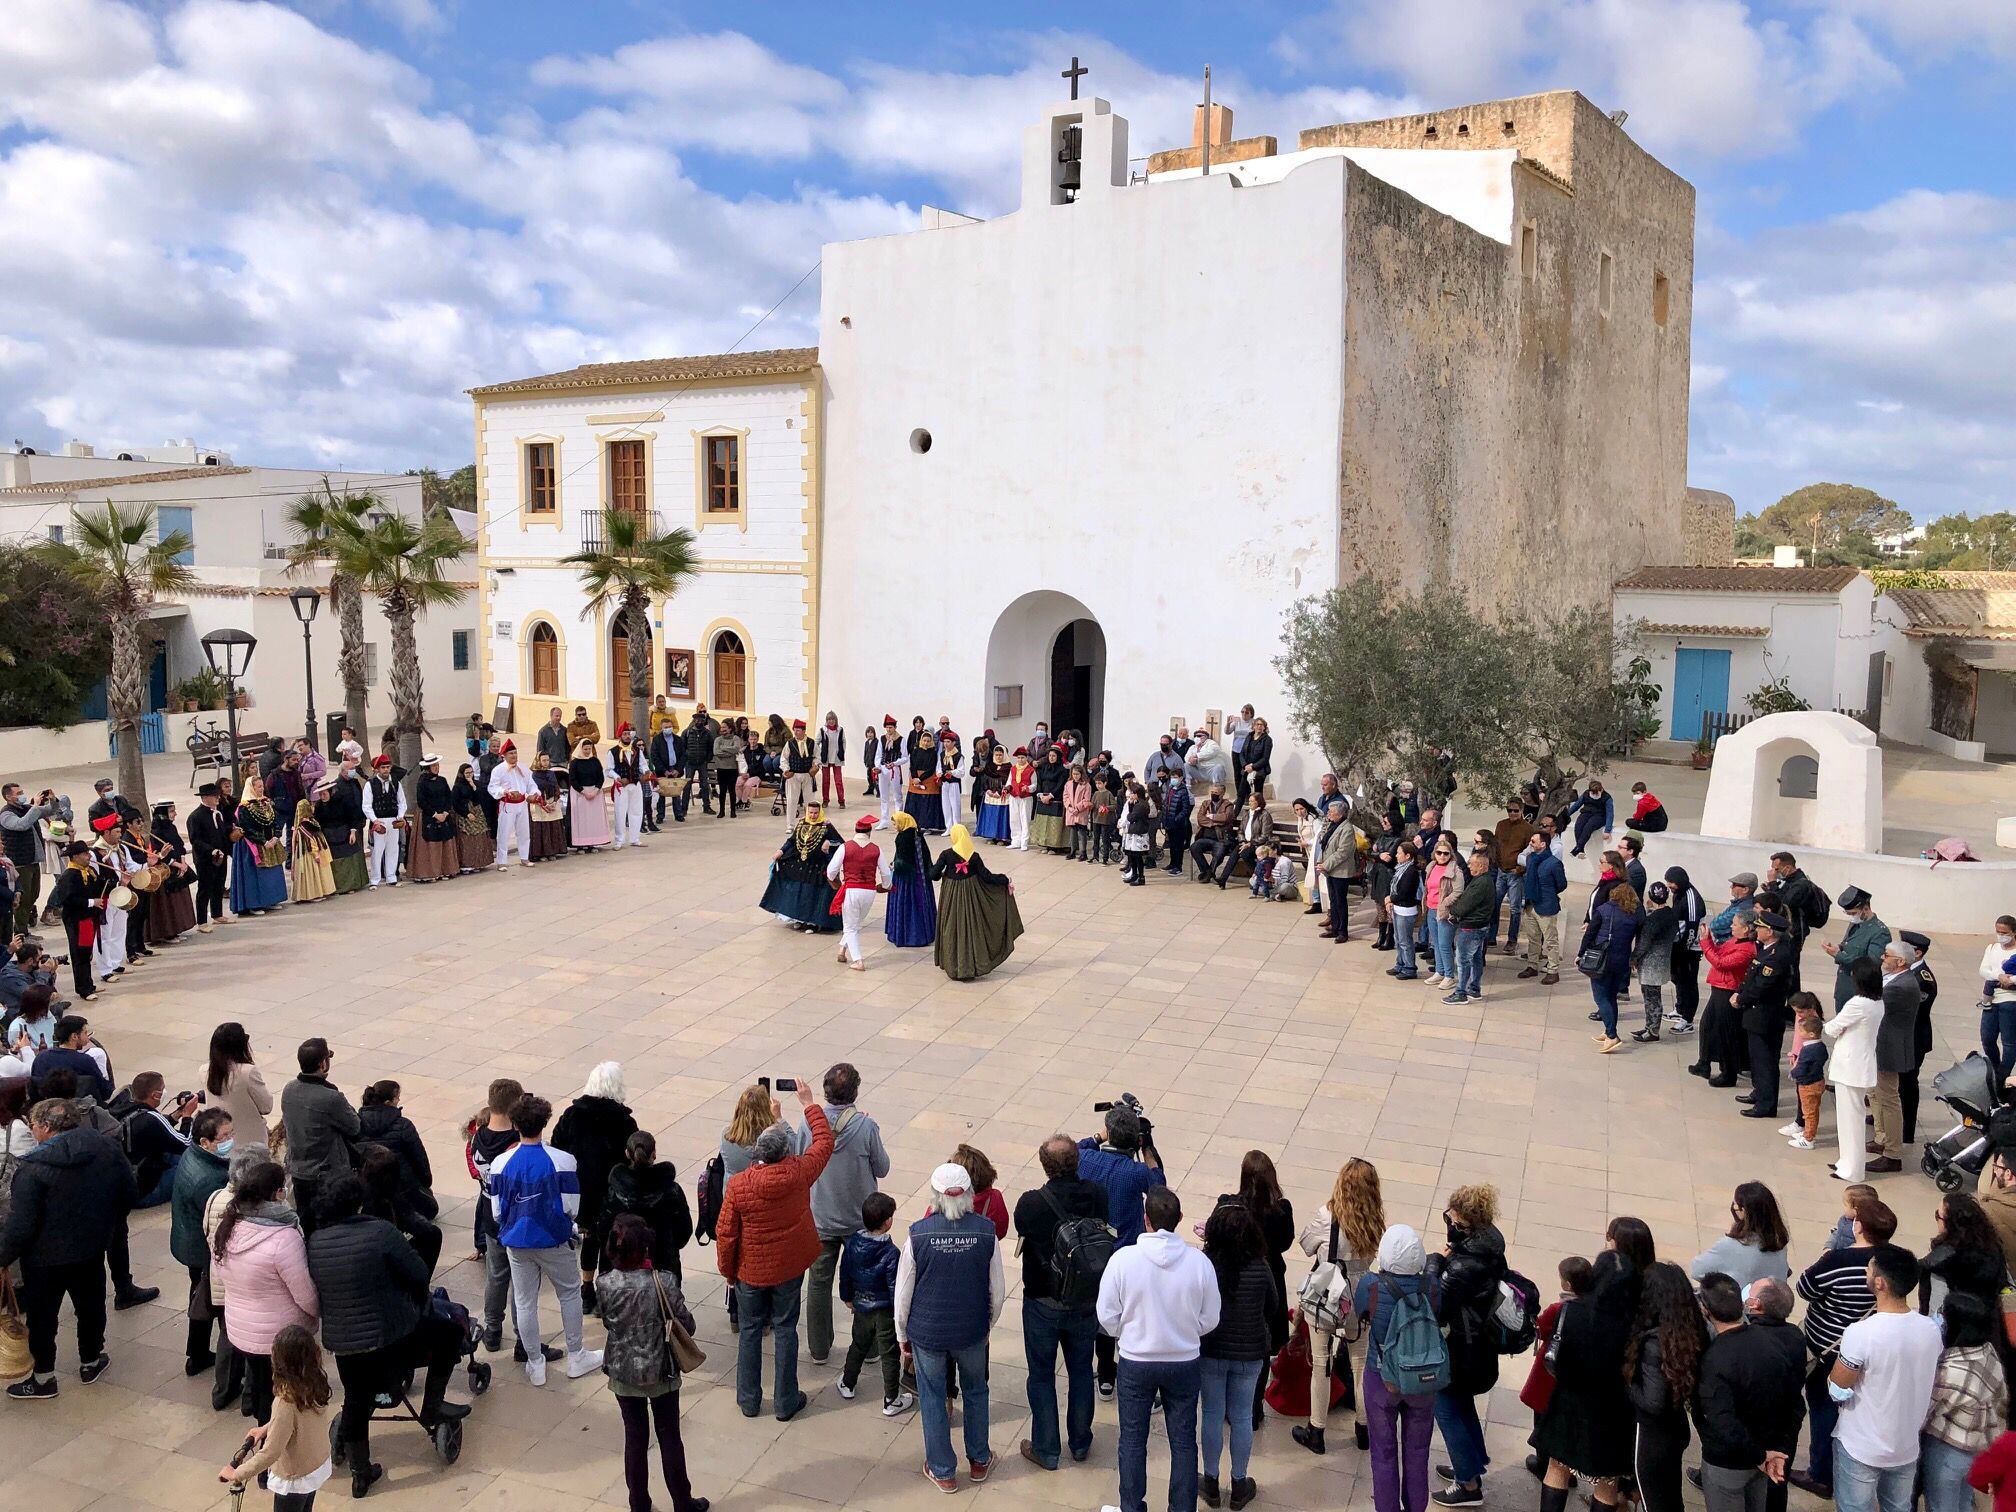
0, 810, 1962, 1510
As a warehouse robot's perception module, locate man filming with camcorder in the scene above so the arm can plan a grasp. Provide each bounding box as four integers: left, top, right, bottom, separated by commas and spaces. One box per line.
1076, 1096, 1166, 1397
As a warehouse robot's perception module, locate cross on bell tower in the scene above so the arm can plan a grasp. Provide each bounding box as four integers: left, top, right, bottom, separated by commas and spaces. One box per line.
1062, 55, 1088, 100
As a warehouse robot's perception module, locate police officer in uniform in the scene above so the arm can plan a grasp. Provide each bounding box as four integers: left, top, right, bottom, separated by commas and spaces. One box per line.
1898, 930, 1939, 1146
1738, 911, 1799, 1121
1823, 885, 1892, 1009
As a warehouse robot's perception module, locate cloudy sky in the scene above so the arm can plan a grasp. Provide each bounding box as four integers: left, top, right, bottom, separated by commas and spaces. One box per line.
3, 0, 2012, 519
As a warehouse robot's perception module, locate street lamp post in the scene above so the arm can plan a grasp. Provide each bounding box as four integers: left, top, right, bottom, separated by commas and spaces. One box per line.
200, 628, 258, 784
289, 587, 322, 749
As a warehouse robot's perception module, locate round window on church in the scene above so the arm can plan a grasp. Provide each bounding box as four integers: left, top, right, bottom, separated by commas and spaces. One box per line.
909, 428, 932, 454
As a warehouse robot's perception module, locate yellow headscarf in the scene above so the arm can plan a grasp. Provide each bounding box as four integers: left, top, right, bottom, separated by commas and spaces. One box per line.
948, 823, 975, 861
893, 811, 917, 833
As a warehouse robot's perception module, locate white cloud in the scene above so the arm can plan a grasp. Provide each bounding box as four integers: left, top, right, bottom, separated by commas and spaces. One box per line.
1690, 189, 2016, 515
1282, 0, 1900, 160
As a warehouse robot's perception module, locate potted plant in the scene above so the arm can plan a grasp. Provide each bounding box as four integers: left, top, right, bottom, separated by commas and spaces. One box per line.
1691, 731, 1713, 769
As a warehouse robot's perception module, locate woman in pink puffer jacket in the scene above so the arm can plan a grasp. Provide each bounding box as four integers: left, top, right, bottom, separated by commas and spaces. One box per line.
212, 1164, 319, 1425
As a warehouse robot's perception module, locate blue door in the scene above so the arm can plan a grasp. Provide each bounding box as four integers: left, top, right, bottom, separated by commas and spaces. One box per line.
1670, 647, 1731, 740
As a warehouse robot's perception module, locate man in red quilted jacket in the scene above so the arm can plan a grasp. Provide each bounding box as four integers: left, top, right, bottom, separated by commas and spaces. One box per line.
717, 1076, 833, 1421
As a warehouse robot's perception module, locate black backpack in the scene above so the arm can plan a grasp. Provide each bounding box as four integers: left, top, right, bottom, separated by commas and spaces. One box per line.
1043, 1188, 1116, 1307
693, 1153, 726, 1246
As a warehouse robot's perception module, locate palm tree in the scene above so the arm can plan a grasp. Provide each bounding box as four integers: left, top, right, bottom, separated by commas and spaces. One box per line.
561, 511, 700, 736
285, 481, 378, 747
325, 513, 468, 781
48, 502, 195, 810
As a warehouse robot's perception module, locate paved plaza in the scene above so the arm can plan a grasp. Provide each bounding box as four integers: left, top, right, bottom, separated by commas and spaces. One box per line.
0, 796, 1966, 1512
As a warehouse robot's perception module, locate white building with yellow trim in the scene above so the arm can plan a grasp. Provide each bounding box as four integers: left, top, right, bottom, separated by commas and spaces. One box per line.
470, 348, 821, 739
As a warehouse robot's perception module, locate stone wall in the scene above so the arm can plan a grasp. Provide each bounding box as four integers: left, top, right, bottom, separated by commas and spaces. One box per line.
1683, 487, 1736, 565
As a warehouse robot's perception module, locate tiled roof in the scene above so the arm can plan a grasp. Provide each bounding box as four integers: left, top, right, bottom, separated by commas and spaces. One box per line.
1614, 565, 1861, 594
1639, 622, 1769, 638
470, 346, 818, 398
0, 464, 253, 497
1885, 586, 2016, 637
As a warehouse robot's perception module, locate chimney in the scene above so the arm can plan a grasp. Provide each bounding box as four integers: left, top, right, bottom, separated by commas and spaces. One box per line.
1191, 102, 1234, 150
1772, 544, 1801, 569
63, 440, 94, 458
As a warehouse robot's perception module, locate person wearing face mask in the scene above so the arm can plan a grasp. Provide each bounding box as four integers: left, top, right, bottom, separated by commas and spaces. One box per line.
1823, 887, 1892, 1011
1145, 736, 1184, 789
1424, 1185, 1508, 1507
171, 1107, 236, 1380
1028, 722, 1051, 764
1977, 916, 2016, 1081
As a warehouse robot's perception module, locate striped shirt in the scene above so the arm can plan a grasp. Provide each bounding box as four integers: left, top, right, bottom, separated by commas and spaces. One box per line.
1798, 1244, 1876, 1354
488, 1140, 580, 1251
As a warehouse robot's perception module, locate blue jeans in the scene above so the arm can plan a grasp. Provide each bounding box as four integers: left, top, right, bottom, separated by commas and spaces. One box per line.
914, 1339, 991, 1480
1119, 1356, 1200, 1512
1592, 973, 1624, 1037
1806, 1359, 1839, 1486
1023, 1298, 1097, 1468
137, 1154, 181, 1209
1433, 1388, 1489, 1485
1490, 869, 1521, 947
1198, 1355, 1264, 1482
733, 1276, 803, 1417
1834, 1445, 1915, 1512
1919, 1435, 1973, 1512
1431, 916, 1456, 977
1392, 909, 1419, 975
1983, 1003, 2016, 1080
1455, 927, 1484, 997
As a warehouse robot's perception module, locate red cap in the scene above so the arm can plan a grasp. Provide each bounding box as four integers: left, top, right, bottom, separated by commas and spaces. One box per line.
883, 715, 897, 726
855, 815, 877, 832
90, 814, 120, 833
500, 740, 516, 754
615, 722, 633, 739
792, 718, 806, 729
1013, 746, 1028, 757
371, 754, 391, 768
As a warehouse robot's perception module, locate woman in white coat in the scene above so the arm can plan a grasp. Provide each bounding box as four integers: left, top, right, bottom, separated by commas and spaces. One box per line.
1823, 956, 1885, 1182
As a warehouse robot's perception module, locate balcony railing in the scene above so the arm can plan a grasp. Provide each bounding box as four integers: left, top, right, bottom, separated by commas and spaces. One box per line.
580, 507, 661, 555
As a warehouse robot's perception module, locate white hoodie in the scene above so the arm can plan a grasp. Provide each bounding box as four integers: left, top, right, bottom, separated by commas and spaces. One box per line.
1096, 1228, 1221, 1363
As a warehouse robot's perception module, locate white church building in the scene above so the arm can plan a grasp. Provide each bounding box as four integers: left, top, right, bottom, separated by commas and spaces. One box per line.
472, 88, 1694, 797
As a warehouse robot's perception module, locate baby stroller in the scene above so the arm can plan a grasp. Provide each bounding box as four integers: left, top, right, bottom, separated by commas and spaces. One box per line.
1921, 1053, 2002, 1193
330, 1289, 490, 1470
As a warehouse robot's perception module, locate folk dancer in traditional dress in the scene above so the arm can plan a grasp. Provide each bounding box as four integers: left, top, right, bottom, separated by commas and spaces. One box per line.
760, 801, 843, 933
146, 801, 198, 943
451, 763, 493, 873
1029, 747, 1069, 853
88, 817, 132, 978
875, 716, 905, 830
489, 740, 539, 868
568, 739, 614, 851
528, 753, 569, 861
607, 727, 648, 850
826, 816, 891, 971
228, 776, 288, 915
904, 731, 944, 833
1004, 747, 1037, 852
364, 754, 407, 887
315, 773, 368, 895
936, 731, 964, 835
975, 748, 1012, 844
930, 825, 1025, 981
817, 713, 848, 809
288, 799, 336, 903
783, 719, 817, 821
408, 755, 461, 883
884, 812, 937, 948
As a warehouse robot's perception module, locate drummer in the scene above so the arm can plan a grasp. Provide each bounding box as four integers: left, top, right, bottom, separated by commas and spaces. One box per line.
88, 815, 136, 980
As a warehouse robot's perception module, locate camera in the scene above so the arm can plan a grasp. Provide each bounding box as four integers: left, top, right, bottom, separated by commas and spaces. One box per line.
1094, 1091, 1160, 1167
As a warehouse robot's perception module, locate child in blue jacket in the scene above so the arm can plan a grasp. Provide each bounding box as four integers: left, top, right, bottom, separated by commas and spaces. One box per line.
837, 1192, 913, 1414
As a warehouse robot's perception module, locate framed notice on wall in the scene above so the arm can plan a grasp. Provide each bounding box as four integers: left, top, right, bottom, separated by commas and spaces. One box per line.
665, 648, 695, 700
492, 693, 515, 733
993, 684, 1023, 720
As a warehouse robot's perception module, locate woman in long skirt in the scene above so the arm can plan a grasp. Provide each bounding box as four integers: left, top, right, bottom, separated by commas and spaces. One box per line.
450, 764, 492, 873
974, 752, 1012, 845
760, 802, 842, 932
529, 754, 569, 862
146, 801, 198, 943
288, 800, 336, 904
408, 755, 460, 882
316, 778, 369, 895
929, 825, 1023, 980
568, 739, 614, 851
885, 812, 938, 947
1029, 748, 1069, 852
903, 734, 945, 833
228, 777, 289, 915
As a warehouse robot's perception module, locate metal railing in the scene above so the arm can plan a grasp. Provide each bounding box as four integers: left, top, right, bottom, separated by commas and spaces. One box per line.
580, 508, 661, 555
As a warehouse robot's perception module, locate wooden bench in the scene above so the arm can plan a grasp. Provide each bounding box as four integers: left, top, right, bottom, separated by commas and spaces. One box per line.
188, 727, 269, 785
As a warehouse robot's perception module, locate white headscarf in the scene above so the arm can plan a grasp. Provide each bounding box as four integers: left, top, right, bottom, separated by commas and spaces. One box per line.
1375, 1223, 1427, 1276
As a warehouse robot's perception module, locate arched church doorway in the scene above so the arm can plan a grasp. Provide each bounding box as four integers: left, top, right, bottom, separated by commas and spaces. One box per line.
983, 591, 1104, 754
607, 602, 651, 736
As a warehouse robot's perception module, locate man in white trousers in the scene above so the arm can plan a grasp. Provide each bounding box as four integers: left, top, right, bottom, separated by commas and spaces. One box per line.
487, 741, 537, 868
875, 716, 904, 831
1006, 748, 1035, 851
608, 726, 648, 849
825, 815, 890, 971
937, 730, 963, 835
363, 754, 406, 887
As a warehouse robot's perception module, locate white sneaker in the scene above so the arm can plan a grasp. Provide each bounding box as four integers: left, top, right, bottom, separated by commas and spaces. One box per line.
566, 1349, 604, 1379
526, 1353, 547, 1386
1777, 1122, 1801, 1138
1788, 1136, 1815, 1150
883, 1391, 915, 1416
837, 1381, 857, 1400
